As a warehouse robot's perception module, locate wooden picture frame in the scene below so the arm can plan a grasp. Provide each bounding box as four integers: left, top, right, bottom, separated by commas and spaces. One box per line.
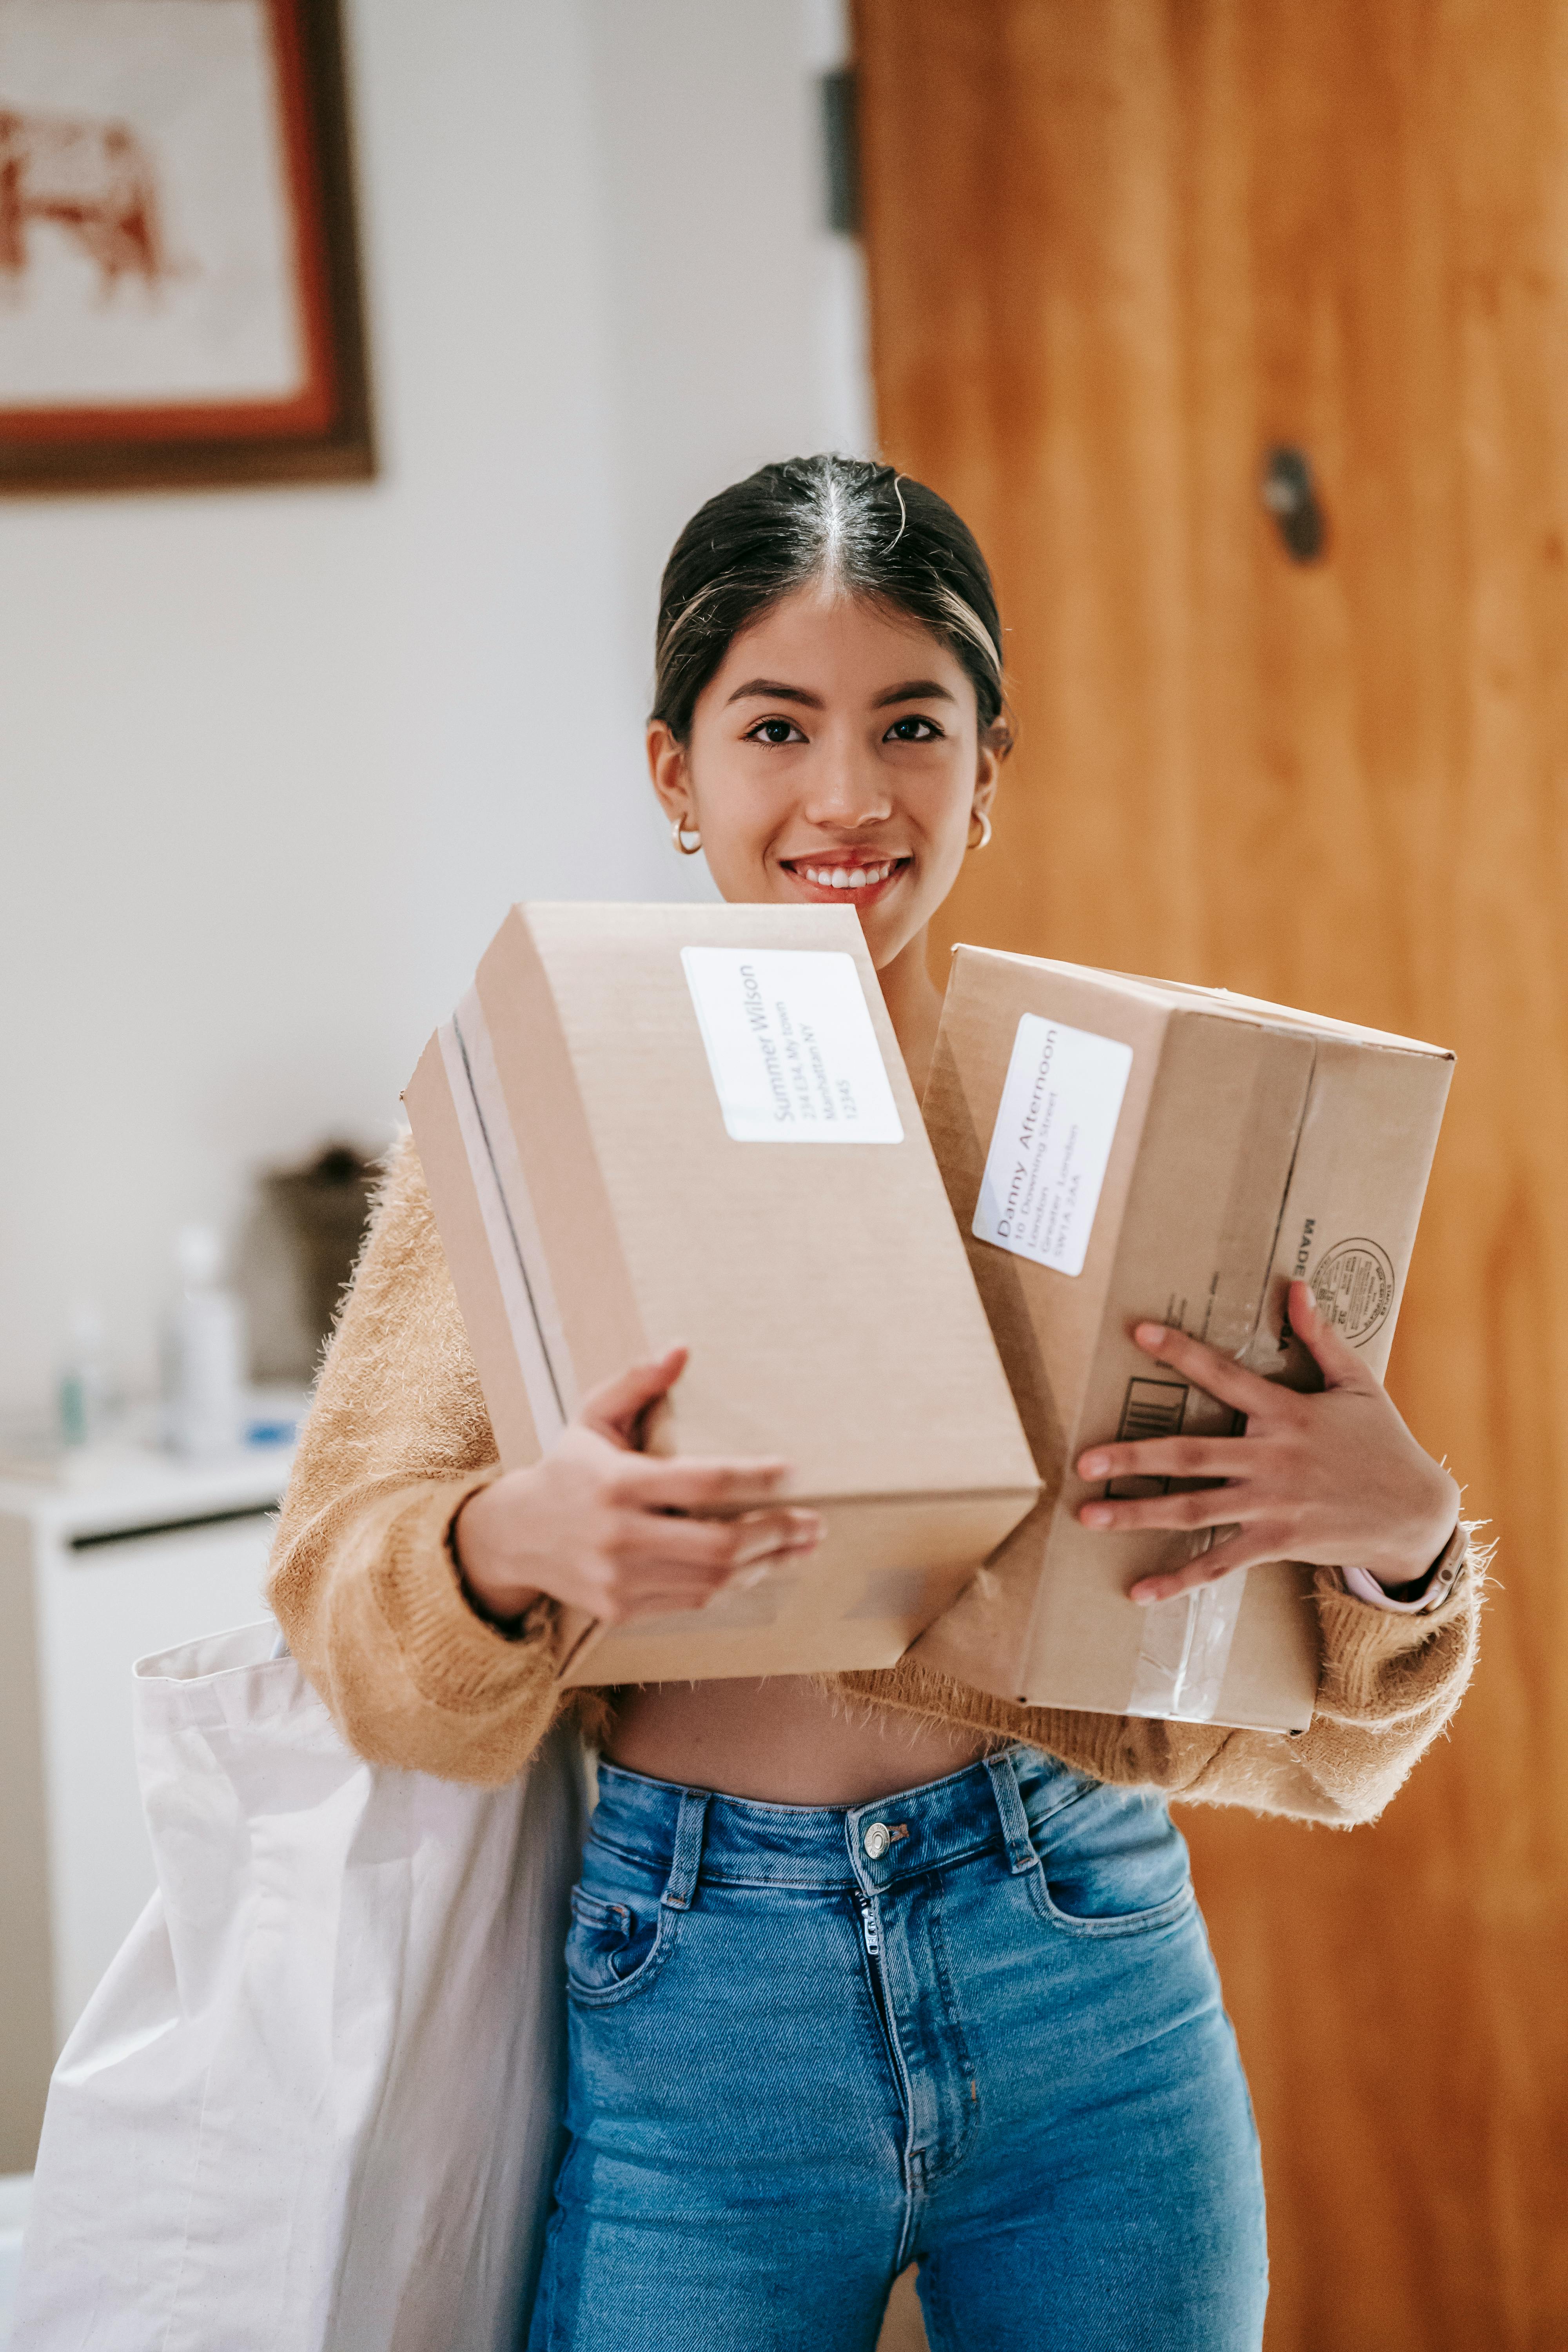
0, 0, 374, 494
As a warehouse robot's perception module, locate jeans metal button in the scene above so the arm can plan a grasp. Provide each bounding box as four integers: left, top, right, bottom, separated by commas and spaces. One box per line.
864, 1821, 891, 1860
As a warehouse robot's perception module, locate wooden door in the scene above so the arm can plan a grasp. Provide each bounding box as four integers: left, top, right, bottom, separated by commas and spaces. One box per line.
856, 3, 1568, 2345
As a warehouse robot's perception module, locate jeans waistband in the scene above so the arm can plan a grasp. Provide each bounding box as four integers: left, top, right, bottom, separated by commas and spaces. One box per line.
589, 1746, 1094, 1906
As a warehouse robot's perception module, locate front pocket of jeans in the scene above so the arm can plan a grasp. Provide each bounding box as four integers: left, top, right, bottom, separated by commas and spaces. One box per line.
1029, 1867, 1194, 1938
1025, 1786, 1196, 1939
564, 1884, 679, 2005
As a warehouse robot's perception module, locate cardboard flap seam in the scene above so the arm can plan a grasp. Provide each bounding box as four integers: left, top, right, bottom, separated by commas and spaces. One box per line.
448, 1008, 568, 1436
1243, 1035, 1317, 1369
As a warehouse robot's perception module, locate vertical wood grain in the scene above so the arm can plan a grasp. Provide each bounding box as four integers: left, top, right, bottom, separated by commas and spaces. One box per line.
857, 3, 1568, 2344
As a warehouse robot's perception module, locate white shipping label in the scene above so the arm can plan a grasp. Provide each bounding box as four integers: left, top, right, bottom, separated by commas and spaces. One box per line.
973, 1013, 1133, 1276
681, 946, 904, 1143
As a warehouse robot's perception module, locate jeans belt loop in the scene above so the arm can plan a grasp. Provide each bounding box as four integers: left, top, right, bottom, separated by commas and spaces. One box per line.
661, 1786, 712, 1911
984, 1749, 1039, 1876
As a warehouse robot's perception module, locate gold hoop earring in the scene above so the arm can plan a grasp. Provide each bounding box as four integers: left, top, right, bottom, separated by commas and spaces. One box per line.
671, 814, 702, 855
967, 809, 993, 851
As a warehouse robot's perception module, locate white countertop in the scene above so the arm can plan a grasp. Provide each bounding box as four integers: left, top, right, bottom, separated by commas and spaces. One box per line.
0, 1389, 307, 1541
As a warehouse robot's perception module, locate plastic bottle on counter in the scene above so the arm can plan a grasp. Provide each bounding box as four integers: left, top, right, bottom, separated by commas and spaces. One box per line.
162, 1225, 248, 1457
58, 1303, 109, 1448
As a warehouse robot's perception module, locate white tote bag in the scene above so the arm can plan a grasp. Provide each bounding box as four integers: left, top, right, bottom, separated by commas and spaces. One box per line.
14, 1621, 587, 2352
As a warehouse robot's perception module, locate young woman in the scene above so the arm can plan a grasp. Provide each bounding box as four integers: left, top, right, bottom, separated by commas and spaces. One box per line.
270, 457, 1481, 2352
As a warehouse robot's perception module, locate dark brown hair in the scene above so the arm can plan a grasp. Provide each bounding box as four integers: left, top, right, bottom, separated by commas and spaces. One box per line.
651, 454, 1008, 746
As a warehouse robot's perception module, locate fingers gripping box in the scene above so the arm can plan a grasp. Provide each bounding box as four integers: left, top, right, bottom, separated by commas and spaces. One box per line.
913, 950, 1454, 1732
403, 904, 1040, 1689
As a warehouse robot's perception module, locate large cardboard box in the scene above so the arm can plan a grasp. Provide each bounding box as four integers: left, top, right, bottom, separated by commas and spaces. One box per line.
913, 950, 1454, 1731
404, 904, 1040, 1688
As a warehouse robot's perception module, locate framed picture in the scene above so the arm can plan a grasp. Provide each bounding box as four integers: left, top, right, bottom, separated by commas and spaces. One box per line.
0, 0, 374, 493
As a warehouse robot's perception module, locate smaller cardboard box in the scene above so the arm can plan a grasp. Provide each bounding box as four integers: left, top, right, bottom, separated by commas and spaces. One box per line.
404, 903, 1040, 1689
913, 950, 1455, 1731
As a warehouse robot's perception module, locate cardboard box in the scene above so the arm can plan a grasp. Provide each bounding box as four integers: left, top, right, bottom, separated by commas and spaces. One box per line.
404, 904, 1040, 1687
913, 951, 1455, 1731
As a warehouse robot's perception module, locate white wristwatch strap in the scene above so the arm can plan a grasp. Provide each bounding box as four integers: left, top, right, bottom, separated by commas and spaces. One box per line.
1340, 1547, 1461, 1613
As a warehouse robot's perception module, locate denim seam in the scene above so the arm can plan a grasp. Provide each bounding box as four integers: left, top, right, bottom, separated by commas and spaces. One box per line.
922, 1886, 979, 2183
595, 1751, 1022, 1815
1027, 1776, 1102, 1830
565, 1906, 682, 2007
568, 1889, 628, 1928
580, 1831, 677, 1873
1025, 1864, 1198, 1940
708, 1842, 999, 1892
852, 1891, 920, 2270
584, 1833, 1004, 1891
910, 2256, 961, 2352
535, 2203, 564, 2347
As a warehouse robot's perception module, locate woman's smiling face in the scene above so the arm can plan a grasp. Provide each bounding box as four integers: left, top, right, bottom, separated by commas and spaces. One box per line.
648, 584, 1000, 972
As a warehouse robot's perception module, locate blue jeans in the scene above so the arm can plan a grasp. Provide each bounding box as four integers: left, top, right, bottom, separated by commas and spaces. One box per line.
528, 1746, 1267, 2351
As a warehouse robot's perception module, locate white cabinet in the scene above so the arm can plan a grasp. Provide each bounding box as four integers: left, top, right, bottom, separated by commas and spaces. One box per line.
0, 1449, 292, 2170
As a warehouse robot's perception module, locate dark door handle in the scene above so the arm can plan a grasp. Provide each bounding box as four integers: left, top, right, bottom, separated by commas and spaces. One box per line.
1261, 446, 1326, 563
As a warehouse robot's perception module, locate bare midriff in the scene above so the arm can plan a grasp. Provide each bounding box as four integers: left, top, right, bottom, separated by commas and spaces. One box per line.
605, 1672, 993, 1807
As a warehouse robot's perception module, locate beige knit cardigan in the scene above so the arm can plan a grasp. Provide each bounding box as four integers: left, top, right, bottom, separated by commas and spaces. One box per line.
267, 1138, 1484, 1828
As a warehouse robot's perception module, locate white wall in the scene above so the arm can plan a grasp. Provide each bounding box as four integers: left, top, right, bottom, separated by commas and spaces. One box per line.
583, 0, 871, 664
0, 0, 870, 1418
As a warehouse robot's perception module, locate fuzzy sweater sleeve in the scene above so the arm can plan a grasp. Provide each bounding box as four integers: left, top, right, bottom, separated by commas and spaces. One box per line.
266, 1134, 564, 1786
1167, 1523, 1488, 1823
837, 1522, 1487, 1826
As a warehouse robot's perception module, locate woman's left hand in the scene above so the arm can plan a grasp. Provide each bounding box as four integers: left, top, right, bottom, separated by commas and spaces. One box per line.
1074, 1279, 1460, 1605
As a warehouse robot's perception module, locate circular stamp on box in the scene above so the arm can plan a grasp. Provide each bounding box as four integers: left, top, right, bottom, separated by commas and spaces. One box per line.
1309, 1238, 1396, 1347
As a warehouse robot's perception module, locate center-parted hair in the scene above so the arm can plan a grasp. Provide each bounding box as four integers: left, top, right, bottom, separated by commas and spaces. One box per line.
651, 454, 1009, 748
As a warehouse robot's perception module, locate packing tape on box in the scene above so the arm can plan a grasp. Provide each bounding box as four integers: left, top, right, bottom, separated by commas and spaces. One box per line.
440, 997, 570, 1449
1125, 1565, 1248, 1723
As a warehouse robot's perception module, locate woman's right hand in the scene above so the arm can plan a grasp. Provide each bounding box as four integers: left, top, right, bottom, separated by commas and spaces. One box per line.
451, 1345, 822, 1628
